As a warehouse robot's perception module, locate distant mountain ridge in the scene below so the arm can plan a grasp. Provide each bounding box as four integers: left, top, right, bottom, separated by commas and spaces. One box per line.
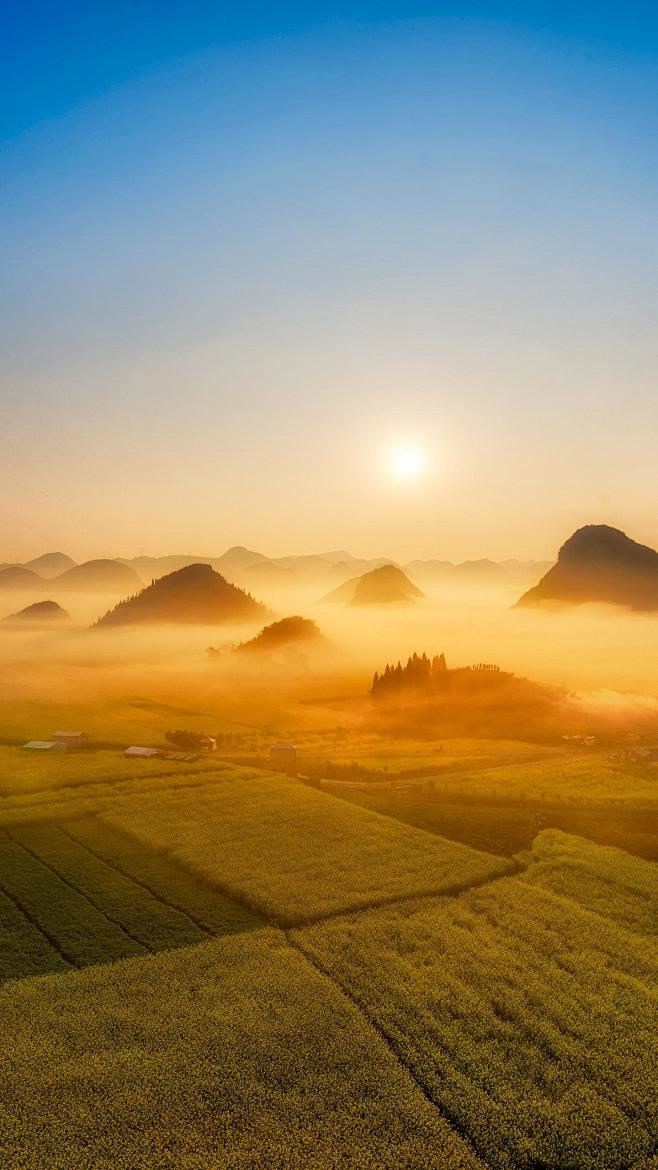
4, 600, 70, 622
95, 563, 267, 627
4, 546, 556, 595
53, 560, 142, 593
517, 525, 658, 611
324, 564, 424, 606
23, 552, 76, 578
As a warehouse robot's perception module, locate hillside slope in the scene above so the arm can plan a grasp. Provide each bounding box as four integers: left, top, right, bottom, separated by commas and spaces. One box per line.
95, 562, 267, 626
54, 559, 142, 593
517, 525, 658, 610
324, 563, 424, 605
4, 599, 69, 622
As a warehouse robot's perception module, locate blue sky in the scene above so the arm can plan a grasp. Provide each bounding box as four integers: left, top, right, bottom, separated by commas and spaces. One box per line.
4, 1, 658, 141
1, 3, 657, 560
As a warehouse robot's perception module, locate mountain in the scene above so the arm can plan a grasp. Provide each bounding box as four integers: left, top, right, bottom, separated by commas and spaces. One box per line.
238, 561, 299, 590
118, 555, 208, 581
213, 546, 268, 574
272, 555, 336, 583
323, 564, 424, 606
516, 525, 658, 611
405, 558, 552, 585
4, 599, 70, 622
95, 563, 267, 627
53, 559, 142, 593
235, 616, 325, 653
453, 558, 508, 580
23, 552, 76, 578
0, 566, 45, 591
328, 559, 377, 582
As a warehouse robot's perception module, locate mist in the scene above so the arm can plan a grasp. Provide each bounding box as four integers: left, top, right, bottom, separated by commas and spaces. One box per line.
2, 575, 658, 746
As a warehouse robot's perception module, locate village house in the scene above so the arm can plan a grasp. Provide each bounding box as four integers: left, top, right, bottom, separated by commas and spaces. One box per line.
269, 743, 297, 771
22, 740, 67, 753
54, 731, 86, 748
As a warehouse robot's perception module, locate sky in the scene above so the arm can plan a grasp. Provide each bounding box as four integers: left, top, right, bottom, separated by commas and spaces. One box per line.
1, 2, 657, 562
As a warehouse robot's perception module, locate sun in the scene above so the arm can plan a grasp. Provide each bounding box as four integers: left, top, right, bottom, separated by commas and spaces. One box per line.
390, 445, 426, 480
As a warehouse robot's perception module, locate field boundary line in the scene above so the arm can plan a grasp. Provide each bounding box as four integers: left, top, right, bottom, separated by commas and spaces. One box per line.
58, 822, 216, 938
285, 929, 486, 1167
286, 862, 518, 930
0, 869, 76, 969
87, 817, 271, 927
6, 830, 148, 955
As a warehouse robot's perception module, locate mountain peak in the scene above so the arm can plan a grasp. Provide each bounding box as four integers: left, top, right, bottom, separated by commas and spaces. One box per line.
517, 525, 658, 611
323, 563, 424, 606
95, 562, 267, 627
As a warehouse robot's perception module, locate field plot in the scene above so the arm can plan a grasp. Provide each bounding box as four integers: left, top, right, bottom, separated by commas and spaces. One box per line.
521, 829, 658, 935
295, 853, 658, 1170
436, 753, 658, 806
322, 742, 657, 807
0, 744, 228, 800
103, 772, 513, 925
0, 929, 485, 1170
321, 736, 555, 774
0, 820, 262, 983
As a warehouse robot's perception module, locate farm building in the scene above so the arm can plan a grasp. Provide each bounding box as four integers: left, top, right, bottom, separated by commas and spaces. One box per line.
54, 731, 86, 748
200, 736, 217, 752
124, 746, 164, 759
22, 740, 67, 753
269, 743, 297, 770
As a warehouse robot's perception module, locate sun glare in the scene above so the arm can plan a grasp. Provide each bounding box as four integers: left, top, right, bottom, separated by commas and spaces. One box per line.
390, 446, 426, 480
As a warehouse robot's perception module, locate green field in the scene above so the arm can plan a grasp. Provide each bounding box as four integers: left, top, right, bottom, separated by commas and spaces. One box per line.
0, 930, 484, 1170
0, 744, 229, 799
520, 829, 658, 935
0, 732, 655, 1168
294, 843, 658, 1170
0, 819, 262, 983
103, 771, 512, 924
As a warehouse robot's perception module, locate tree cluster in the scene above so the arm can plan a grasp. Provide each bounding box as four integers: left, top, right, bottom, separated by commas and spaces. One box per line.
371, 652, 447, 697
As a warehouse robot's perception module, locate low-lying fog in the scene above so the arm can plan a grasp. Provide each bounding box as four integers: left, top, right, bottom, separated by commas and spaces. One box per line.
1, 581, 658, 724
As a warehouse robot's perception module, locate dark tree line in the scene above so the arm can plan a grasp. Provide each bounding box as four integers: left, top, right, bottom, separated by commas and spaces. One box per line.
371, 653, 502, 697
371, 652, 447, 697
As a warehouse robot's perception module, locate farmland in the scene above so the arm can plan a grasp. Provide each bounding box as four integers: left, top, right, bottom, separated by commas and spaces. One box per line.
0, 818, 262, 983
102, 771, 512, 924
294, 841, 658, 1170
311, 739, 658, 859
0, 728, 655, 1168
520, 828, 658, 935
0, 929, 485, 1170
0, 744, 229, 800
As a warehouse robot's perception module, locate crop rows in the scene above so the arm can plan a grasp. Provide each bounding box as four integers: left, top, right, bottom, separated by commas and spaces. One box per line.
0, 929, 484, 1170
295, 866, 658, 1170
102, 772, 513, 925
0, 818, 263, 983
63, 818, 263, 936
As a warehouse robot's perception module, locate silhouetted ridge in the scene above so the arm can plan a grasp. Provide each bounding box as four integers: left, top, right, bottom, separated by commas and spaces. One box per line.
54, 559, 142, 593
517, 525, 658, 611
323, 564, 424, 606
0, 566, 45, 590
235, 616, 325, 653
95, 563, 267, 627
23, 552, 76, 577
4, 599, 70, 622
